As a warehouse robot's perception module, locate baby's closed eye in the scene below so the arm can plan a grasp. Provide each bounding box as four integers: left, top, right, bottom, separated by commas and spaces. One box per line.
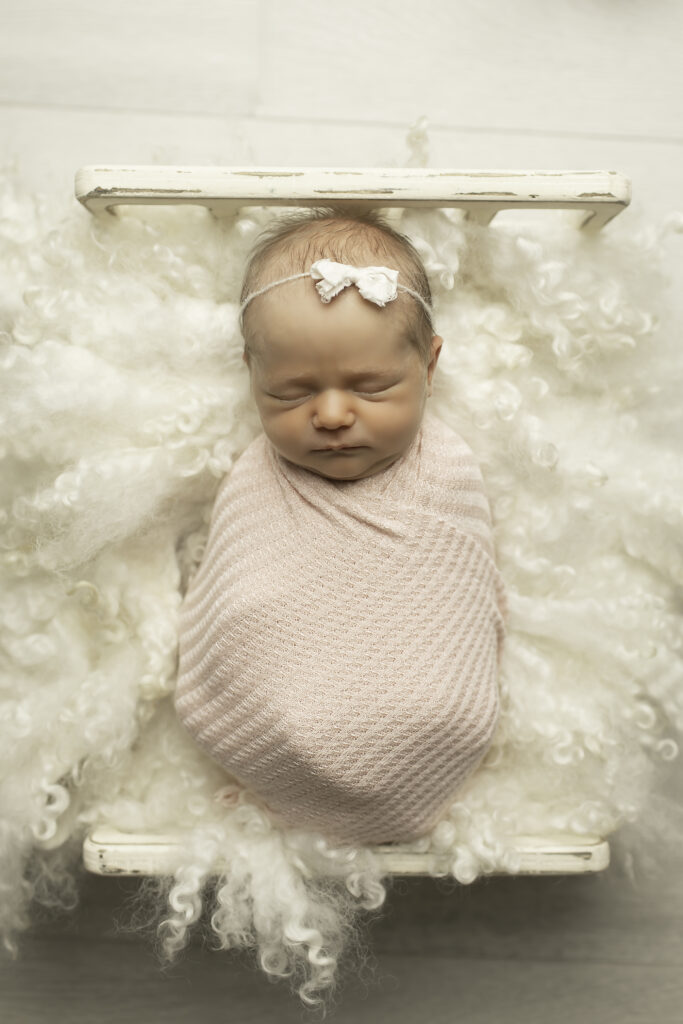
267, 382, 399, 402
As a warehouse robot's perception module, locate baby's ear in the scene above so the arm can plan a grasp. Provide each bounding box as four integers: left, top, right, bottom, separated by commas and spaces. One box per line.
427, 335, 443, 376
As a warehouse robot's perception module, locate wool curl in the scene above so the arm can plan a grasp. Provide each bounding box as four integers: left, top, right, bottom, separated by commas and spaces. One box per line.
1, 151, 683, 1016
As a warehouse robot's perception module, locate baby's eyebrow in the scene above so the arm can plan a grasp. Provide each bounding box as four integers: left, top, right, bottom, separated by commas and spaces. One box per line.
273, 368, 397, 386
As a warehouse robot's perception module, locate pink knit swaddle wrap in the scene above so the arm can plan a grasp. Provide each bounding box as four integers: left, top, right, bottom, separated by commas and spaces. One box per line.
174, 410, 507, 846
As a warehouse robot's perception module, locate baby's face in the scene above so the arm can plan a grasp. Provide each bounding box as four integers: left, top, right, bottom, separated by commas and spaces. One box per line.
243, 279, 442, 481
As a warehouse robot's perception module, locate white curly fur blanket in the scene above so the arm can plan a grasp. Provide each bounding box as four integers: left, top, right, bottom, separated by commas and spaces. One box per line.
175, 411, 507, 845
1, 151, 682, 1011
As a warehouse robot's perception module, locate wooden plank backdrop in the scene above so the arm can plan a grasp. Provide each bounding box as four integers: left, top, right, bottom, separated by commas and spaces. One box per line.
1, 0, 682, 223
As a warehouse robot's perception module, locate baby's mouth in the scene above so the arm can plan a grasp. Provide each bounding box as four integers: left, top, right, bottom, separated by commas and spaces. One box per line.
314, 444, 366, 452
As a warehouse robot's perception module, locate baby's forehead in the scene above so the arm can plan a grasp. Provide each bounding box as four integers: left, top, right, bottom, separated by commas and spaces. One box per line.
249, 301, 415, 381
252, 324, 411, 369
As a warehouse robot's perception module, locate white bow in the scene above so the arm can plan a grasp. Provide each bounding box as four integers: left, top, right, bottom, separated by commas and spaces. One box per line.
310, 258, 399, 307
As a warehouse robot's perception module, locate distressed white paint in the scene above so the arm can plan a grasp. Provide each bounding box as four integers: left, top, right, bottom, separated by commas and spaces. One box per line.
73, 165, 630, 230
82, 826, 611, 877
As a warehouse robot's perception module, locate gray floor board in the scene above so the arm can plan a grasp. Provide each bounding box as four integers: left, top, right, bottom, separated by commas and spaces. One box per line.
3, 867, 683, 1022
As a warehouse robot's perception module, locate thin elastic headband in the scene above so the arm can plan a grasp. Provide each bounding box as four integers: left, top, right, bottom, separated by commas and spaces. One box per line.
239, 258, 433, 326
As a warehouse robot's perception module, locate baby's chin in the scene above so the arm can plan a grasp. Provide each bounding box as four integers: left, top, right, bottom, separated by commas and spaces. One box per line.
307, 464, 376, 481
297, 450, 403, 481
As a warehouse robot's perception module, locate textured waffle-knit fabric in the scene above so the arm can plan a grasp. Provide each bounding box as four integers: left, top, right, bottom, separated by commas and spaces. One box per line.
174, 410, 508, 846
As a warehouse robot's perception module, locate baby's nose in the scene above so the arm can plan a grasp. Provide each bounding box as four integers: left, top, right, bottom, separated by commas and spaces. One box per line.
312, 390, 355, 427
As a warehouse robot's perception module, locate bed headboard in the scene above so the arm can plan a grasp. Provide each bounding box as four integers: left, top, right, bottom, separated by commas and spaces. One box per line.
74, 166, 631, 232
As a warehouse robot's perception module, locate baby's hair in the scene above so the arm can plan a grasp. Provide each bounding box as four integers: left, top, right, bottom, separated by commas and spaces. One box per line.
239, 206, 435, 366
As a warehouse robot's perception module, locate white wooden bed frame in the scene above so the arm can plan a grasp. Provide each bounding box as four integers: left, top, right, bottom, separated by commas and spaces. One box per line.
74, 166, 631, 230
74, 164, 627, 878
83, 826, 610, 877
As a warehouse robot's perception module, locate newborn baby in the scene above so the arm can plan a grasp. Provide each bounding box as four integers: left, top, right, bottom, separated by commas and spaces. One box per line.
174, 209, 508, 846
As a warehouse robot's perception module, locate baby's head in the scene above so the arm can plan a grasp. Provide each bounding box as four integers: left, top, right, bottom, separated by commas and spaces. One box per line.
239, 207, 443, 481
